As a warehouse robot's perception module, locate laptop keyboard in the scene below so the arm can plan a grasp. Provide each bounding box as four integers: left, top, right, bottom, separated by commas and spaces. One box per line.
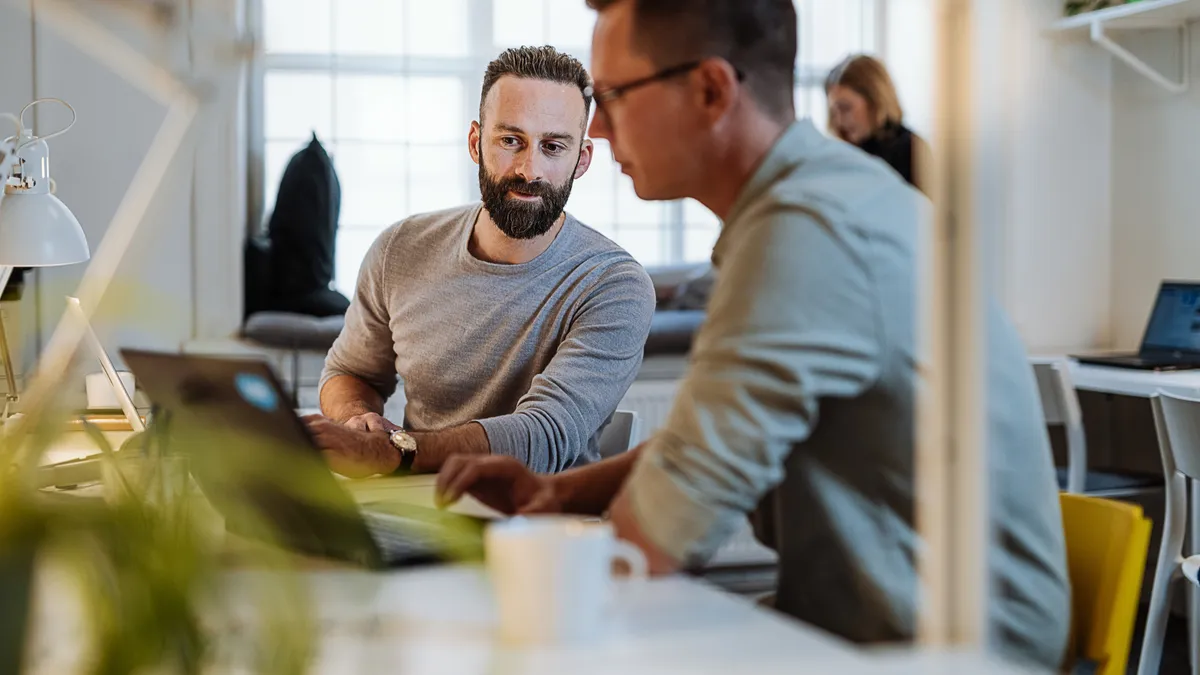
361, 512, 444, 564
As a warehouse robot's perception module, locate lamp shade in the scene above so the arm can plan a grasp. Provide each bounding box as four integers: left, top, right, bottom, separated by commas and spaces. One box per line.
0, 130, 89, 267
0, 192, 89, 266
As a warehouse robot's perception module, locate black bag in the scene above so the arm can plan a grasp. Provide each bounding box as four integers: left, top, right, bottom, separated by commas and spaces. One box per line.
260, 134, 350, 318
243, 234, 272, 319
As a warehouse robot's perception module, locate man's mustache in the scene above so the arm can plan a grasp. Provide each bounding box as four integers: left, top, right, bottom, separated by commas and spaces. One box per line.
494, 177, 551, 197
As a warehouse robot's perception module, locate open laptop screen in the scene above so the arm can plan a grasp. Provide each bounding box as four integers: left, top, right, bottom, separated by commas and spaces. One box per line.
1141, 282, 1200, 354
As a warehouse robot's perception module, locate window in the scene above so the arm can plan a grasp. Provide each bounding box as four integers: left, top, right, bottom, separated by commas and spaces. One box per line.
254, 0, 879, 295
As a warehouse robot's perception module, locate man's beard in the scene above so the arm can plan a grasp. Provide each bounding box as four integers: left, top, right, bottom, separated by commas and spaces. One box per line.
478, 149, 576, 240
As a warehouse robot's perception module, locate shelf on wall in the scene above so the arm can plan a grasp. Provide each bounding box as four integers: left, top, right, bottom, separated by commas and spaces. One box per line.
1048, 0, 1200, 93
1050, 0, 1200, 33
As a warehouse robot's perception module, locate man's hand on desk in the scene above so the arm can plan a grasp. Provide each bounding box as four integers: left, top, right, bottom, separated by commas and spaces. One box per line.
435, 455, 565, 515
436, 451, 682, 575
303, 414, 399, 479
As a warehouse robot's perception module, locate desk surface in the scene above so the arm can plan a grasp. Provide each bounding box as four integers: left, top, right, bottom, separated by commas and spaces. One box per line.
26, 563, 1041, 674
1033, 355, 1200, 398
25, 443, 1043, 672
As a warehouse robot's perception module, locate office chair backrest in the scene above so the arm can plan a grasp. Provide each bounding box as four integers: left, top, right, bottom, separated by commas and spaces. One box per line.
1060, 493, 1151, 675
598, 410, 641, 459
1152, 391, 1200, 481
1032, 359, 1087, 493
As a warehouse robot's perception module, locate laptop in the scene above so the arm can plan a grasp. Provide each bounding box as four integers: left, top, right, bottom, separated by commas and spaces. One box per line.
1075, 281, 1200, 371
66, 296, 144, 432
120, 348, 486, 568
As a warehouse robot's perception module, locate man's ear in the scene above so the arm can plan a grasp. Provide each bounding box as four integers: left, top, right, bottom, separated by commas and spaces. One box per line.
696, 59, 740, 125
468, 121, 482, 165
573, 138, 594, 179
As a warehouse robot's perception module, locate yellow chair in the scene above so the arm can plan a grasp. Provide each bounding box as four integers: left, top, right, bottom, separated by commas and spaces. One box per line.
1059, 493, 1151, 675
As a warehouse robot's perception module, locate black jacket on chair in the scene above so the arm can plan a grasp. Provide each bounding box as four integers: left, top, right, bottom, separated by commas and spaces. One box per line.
250, 133, 350, 319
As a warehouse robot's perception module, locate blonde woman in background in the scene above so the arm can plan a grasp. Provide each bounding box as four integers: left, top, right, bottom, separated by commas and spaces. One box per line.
826, 54, 929, 194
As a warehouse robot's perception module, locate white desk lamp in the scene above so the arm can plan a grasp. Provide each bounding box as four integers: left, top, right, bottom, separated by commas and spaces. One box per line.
0, 0, 251, 459
0, 99, 91, 416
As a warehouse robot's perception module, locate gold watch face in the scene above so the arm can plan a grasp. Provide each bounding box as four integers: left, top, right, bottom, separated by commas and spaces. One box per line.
391, 431, 418, 453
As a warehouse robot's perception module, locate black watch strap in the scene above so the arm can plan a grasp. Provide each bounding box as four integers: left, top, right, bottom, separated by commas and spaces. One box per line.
397, 447, 416, 472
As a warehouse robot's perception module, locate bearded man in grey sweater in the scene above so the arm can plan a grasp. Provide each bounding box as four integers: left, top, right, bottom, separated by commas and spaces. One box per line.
304, 46, 656, 477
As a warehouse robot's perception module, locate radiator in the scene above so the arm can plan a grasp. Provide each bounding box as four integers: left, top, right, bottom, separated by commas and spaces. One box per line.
617, 380, 681, 443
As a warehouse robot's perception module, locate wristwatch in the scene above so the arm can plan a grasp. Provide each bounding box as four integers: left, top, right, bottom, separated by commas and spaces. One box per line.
388, 428, 419, 472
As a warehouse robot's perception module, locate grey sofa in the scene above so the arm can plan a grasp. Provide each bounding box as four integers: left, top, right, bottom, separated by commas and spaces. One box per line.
242, 262, 713, 372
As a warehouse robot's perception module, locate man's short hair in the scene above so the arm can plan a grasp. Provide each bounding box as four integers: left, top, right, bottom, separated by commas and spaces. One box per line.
480, 46, 593, 127
586, 0, 797, 120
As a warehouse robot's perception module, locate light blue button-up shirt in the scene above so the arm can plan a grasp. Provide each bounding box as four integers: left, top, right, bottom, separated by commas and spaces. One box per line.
623, 119, 1070, 668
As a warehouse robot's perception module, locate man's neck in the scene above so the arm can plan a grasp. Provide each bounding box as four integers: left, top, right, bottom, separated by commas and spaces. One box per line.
693, 113, 791, 222
470, 209, 566, 265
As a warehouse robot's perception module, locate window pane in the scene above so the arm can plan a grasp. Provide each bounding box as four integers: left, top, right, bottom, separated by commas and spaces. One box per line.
614, 227, 666, 266
804, 0, 867, 70
336, 227, 383, 297
683, 199, 719, 229
548, 2, 595, 51
335, 143, 409, 228
408, 145, 468, 215
335, 76, 461, 143
264, 72, 333, 141
494, 0, 546, 47
334, 0, 405, 55
263, 0, 330, 54
407, 0, 468, 56
406, 78, 464, 143
797, 85, 829, 133
615, 174, 663, 226
683, 198, 719, 263
567, 140, 617, 232
684, 225, 720, 262
335, 75, 408, 142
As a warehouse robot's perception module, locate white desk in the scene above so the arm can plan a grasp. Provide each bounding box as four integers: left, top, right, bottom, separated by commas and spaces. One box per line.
25, 563, 1043, 674
24, 441, 1045, 673
1032, 356, 1200, 398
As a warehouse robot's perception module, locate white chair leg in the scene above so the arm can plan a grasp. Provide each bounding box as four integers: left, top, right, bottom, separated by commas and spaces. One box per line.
1191, 583, 1200, 675
1140, 559, 1179, 675
1139, 475, 1189, 675
1191, 480, 1200, 675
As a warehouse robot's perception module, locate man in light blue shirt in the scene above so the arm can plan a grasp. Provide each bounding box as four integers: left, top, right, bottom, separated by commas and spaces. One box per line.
436, 0, 1070, 667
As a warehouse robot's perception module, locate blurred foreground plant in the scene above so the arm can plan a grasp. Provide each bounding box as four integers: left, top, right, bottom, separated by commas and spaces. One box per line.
0, 406, 316, 675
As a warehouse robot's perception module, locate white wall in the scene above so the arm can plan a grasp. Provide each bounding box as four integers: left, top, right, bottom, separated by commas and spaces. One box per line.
33, 1, 196, 366
3, 0, 245, 392
885, 0, 1114, 354
0, 0, 43, 384
1002, 1, 1114, 353
883, 0, 936, 139
1110, 25, 1200, 348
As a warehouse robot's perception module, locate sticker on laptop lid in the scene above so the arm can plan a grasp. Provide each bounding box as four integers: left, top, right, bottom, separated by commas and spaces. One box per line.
234, 372, 278, 412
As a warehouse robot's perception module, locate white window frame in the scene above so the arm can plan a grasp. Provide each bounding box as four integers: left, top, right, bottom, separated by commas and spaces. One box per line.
246, 0, 886, 277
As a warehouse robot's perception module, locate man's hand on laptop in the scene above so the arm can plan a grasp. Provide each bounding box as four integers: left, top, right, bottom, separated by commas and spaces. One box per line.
342, 412, 402, 433
303, 414, 400, 478
435, 455, 564, 515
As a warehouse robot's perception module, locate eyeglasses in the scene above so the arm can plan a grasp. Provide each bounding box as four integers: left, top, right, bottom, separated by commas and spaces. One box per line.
585, 60, 746, 112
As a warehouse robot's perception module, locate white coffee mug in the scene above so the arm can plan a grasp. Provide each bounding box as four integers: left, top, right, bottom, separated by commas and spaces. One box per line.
85, 370, 135, 410
486, 515, 647, 646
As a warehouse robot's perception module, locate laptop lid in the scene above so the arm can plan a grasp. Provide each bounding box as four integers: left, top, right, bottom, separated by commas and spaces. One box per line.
66, 297, 143, 432
1139, 281, 1200, 356
120, 348, 384, 567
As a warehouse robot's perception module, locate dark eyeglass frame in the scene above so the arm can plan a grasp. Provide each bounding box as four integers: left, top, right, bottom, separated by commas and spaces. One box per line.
585, 60, 746, 109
